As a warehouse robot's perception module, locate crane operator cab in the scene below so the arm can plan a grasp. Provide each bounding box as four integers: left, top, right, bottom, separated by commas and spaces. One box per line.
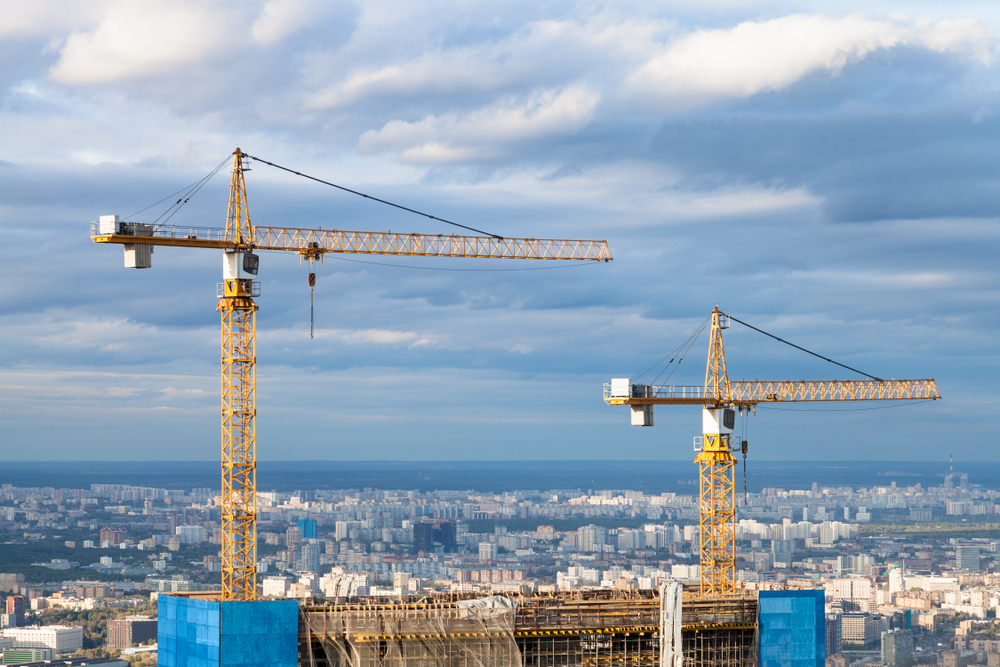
221, 251, 260, 298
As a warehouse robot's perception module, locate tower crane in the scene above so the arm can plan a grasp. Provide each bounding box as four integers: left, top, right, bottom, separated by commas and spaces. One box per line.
604, 306, 940, 596
93, 148, 613, 602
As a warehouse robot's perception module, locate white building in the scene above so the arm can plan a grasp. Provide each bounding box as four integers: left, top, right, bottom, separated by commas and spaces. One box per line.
262, 576, 291, 598
3, 626, 83, 654
888, 567, 904, 596
479, 542, 497, 564
830, 578, 873, 603
671, 564, 700, 580
902, 575, 959, 592
321, 573, 370, 599
175, 525, 206, 544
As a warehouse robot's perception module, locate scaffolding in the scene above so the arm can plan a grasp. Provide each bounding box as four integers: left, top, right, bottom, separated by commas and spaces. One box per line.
299, 590, 757, 667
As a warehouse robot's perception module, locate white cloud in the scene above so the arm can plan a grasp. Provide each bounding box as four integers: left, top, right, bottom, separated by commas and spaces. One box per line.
305, 16, 666, 110
631, 14, 993, 106
49, 1, 242, 84
263, 326, 437, 347
251, 0, 326, 45
0, 0, 109, 39
357, 86, 601, 162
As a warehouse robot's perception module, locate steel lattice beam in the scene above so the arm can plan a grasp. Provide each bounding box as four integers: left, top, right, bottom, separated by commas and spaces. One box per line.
219, 290, 257, 601
697, 438, 736, 596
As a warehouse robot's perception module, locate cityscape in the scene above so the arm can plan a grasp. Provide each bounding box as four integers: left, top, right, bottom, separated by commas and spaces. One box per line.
0, 463, 998, 666
3, 0, 999, 666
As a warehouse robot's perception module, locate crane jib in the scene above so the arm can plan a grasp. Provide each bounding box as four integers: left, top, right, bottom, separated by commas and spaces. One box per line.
603, 379, 942, 405
91, 222, 612, 261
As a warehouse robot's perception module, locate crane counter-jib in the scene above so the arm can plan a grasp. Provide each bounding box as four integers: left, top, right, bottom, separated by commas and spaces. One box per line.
90, 221, 613, 261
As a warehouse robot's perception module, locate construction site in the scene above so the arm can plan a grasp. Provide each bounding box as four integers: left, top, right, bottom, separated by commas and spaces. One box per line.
92, 150, 938, 667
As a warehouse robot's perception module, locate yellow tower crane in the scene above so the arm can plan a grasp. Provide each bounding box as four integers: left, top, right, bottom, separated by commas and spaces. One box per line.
93, 148, 613, 601
605, 306, 940, 596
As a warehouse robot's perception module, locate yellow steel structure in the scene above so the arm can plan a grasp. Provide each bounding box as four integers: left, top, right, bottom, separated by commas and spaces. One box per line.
605, 306, 941, 596
93, 222, 613, 261
217, 150, 258, 601
694, 309, 736, 595
93, 148, 613, 601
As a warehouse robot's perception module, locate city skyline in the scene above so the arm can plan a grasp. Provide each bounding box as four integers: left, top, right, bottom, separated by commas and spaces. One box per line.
1, 1, 998, 461
0, 459, 994, 663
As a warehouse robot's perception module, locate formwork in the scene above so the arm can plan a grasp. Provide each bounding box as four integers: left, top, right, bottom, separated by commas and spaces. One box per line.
299, 589, 759, 667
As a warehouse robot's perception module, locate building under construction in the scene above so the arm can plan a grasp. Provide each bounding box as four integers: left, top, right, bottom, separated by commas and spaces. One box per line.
300, 588, 754, 667
159, 586, 824, 667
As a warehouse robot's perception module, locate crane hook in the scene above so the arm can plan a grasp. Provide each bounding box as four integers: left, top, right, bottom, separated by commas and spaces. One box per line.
741, 439, 748, 505
308, 273, 316, 339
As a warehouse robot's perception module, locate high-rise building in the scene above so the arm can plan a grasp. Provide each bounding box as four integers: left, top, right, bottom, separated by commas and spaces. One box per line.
413, 524, 433, 554
825, 614, 842, 656
286, 526, 303, 547
299, 543, 321, 574
577, 525, 608, 553
433, 522, 457, 553
334, 522, 349, 542
888, 567, 904, 596
479, 542, 497, 564
107, 616, 157, 650
841, 614, 878, 649
297, 519, 318, 540
5, 597, 23, 627
0, 576, 24, 594
262, 576, 291, 598
956, 546, 980, 571
831, 578, 873, 611
881, 628, 913, 667
175, 525, 206, 544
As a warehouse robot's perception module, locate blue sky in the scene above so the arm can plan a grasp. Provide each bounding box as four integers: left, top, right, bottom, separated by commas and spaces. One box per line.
1, 0, 997, 462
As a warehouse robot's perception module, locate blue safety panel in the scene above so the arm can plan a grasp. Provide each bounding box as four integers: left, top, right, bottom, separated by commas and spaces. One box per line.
758, 590, 825, 667
158, 595, 221, 667
220, 599, 299, 667
158, 596, 297, 667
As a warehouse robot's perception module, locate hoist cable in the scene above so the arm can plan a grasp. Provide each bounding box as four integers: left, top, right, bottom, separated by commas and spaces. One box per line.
124, 156, 230, 225
245, 154, 504, 239
651, 317, 711, 386
152, 159, 230, 228
724, 313, 883, 382
635, 315, 711, 382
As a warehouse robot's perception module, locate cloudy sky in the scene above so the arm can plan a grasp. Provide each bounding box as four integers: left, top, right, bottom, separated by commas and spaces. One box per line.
1, 0, 997, 462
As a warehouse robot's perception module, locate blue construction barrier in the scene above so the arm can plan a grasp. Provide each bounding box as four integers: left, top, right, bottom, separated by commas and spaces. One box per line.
758, 590, 825, 667
158, 595, 298, 667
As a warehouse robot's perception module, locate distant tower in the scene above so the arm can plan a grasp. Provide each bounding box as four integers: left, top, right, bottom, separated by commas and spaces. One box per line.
950, 454, 953, 474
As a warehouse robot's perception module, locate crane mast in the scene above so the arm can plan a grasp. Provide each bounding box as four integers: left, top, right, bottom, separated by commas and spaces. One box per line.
93, 149, 613, 601
697, 308, 736, 595
606, 306, 941, 596
218, 149, 258, 600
